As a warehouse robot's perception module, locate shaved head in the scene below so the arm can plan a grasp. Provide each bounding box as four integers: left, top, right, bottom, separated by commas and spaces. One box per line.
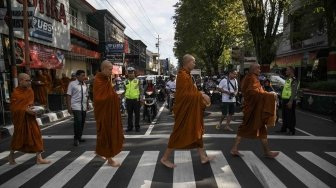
249, 63, 261, 76
100, 60, 113, 77
18, 73, 31, 88
182, 54, 196, 71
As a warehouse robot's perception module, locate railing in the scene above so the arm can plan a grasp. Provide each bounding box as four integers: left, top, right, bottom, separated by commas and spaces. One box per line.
69, 14, 99, 43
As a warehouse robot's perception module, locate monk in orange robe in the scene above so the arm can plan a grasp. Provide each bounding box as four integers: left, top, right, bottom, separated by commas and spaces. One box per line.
231, 63, 279, 158
94, 60, 124, 167
61, 73, 70, 92
8, 73, 51, 165
160, 54, 213, 168
34, 70, 48, 105
43, 69, 52, 93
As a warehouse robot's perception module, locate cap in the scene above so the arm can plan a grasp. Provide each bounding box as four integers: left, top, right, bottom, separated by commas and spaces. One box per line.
127, 67, 135, 72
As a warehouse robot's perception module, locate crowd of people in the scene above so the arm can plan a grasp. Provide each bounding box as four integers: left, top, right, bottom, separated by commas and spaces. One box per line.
6, 53, 298, 169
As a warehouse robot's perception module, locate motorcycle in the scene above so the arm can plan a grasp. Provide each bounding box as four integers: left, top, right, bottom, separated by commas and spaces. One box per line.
156, 83, 165, 102
143, 91, 157, 123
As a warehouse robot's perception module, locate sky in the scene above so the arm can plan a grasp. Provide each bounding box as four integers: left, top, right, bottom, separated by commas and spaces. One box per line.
86, 0, 179, 66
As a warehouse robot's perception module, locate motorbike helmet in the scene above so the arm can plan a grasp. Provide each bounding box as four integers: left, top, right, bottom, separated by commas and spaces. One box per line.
127, 67, 136, 72
146, 77, 154, 81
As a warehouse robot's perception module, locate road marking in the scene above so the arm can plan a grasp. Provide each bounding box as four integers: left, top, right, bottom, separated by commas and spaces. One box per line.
41, 151, 96, 188
127, 151, 159, 188
297, 110, 333, 122
173, 151, 196, 188
0, 151, 10, 160
295, 128, 315, 136
298, 152, 336, 178
41, 117, 73, 131
41, 134, 336, 141
0, 154, 35, 175
326, 152, 336, 158
206, 150, 240, 188
0, 151, 69, 188
84, 151, 129, 188
275, 152, 329, 188
240, 151, 286, 188
145, 102, 166, 135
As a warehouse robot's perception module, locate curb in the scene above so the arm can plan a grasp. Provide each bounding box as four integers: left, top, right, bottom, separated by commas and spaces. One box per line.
0, 110, 71, 139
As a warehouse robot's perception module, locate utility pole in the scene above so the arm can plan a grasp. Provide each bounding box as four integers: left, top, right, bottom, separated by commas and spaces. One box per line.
6, 0, 18, 88
156, 34, 161, 75
23, 0, 30, 73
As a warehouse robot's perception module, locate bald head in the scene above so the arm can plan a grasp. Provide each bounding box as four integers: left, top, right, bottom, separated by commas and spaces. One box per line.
182, 54, 196, 71
249, 63, 261, 76
100, 60, 113, 77
18, 73, 31, 88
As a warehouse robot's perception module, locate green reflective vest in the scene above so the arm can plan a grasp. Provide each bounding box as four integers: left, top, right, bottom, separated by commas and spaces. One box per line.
281, 78, 292, 99
125, 79, 140, 99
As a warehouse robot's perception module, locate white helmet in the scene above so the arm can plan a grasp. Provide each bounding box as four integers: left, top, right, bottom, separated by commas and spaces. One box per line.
127, 67, 135, 72
146, 77, 154, 81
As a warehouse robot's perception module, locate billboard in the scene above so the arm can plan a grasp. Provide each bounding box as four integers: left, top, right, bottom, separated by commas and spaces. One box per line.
0, 0, 70, 51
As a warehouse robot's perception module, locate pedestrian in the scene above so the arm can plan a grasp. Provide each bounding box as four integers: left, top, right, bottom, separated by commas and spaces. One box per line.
61, 73, 70, 93
43, 69, 52, 93
93, 60, 124, 167
263, 79, 280, 123
124, 67, 142, 132
216, 69, 238, 131
165, 74, 176, 112
67, 70, 89, 146
230, 63, 279, 158
8, 73, 51, 165
33, 70, 48, 105
280, 66, 298, 135
160, 54, 213, 168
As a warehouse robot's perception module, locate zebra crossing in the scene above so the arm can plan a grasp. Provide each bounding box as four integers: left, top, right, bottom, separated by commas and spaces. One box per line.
0, 150, 335, 187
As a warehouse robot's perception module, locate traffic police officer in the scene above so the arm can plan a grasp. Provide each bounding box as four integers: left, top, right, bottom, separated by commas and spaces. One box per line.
125, 67, 142, 132
280, 66, 299, 135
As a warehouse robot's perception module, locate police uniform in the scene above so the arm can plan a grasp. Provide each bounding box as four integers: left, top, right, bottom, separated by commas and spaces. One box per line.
281, 77, 298, 135
125, 73, 142, 132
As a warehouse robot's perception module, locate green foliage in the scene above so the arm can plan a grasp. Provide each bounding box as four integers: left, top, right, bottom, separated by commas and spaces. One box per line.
303, 80, 336, 92
173, 0, 248, 74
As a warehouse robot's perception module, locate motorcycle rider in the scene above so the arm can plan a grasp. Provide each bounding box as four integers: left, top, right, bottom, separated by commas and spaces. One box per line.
156, 76, 166, 102
165, 74, 176, 112
142, 77, 157, 121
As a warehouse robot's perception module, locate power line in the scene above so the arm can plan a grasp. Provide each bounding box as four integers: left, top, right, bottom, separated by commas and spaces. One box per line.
134, 0, 159, 34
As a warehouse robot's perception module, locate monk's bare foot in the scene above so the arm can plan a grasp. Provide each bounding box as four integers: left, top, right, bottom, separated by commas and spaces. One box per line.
230, 149, 243, 157
201, 155, 215, 164
100, 156, 107, 160
8, 155, 17, 165
107, 158, 121, 167
160, 158, 176, 168
37, 158, 51, 164
264, 151, 279, 159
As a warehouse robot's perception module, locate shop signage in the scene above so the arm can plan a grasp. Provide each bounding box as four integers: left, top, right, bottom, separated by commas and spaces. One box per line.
30, 16, 53, 42
106, 42, 124, 53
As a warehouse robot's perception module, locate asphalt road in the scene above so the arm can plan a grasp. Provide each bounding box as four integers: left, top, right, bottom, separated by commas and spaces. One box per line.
0, 102, 335, 188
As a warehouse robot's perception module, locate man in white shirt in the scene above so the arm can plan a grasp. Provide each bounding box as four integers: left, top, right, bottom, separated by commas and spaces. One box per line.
67, 70, 89, 146
165, 74, 176, 111
216, 69, 238, 131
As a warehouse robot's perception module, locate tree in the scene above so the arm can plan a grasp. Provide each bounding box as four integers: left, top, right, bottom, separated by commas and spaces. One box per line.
242, 0, 289, 70
173, 0, 247, 74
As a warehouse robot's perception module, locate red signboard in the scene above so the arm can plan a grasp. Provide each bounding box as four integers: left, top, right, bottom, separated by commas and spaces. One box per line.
70, 44, 100, 59
15, 40, 64, 69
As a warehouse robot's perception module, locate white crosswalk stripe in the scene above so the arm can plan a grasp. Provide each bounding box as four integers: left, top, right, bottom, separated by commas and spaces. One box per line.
0, 151, 70, 188
0, 151, 10, 160
0, 150, 335, 187
298, 151, 336, 178
275, 152, 329, 188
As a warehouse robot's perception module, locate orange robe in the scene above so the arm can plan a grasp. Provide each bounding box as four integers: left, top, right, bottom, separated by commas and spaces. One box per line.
34, 74, 48, 105
237, 73, 277, 139
10, 87, 44, 153
168, 68, 206, 149
93, 72, 124, 158
44, 73, 52, 93
61, 77, 70, 93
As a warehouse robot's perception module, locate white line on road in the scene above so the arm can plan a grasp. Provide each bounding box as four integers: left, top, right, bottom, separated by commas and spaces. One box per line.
326, 152, 336, 158
173, 151, 196, 188
145, 102, 166, 136
0, 154, 35, 176
297, 110, 334, 122
240, 151, 286, 188
0, 151, 70, 188
127, 151, 159, 188
206, 150, 241, 188
0, 151, 10, 160
40, 117, 73, 131
295, 128, 315, 136
84, 151, 129, 188
41, 151, 96, 188
275, 152, 329, 188
41, 134, 336, 141
298, 152, 336, 178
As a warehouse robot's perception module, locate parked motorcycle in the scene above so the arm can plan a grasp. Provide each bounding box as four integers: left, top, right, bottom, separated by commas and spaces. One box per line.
143, 91, 157, 123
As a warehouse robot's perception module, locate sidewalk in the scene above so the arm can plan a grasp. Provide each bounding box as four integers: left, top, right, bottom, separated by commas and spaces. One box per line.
0, 110, 72, 140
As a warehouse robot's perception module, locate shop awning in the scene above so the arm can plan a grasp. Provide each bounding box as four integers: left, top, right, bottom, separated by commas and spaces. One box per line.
272, 52, 316, 68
